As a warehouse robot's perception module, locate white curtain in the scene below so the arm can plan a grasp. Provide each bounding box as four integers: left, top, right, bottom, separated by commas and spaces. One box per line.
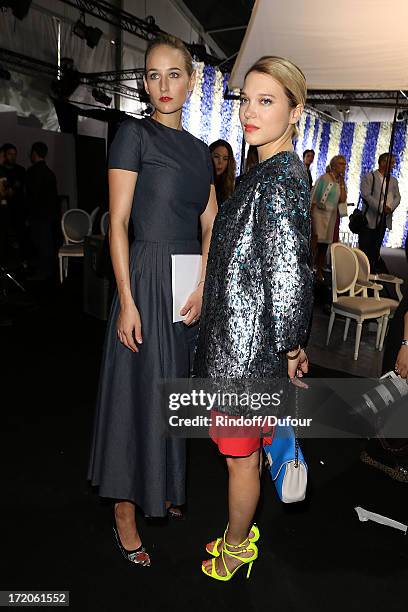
230, 0, 408, 90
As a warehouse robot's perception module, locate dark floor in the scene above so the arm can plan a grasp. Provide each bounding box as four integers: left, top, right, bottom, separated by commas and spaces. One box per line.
1, 265, 408, 612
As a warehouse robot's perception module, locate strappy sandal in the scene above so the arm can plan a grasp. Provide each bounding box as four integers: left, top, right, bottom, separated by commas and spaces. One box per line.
202, 528, 258, 582
205, 523, 260, 557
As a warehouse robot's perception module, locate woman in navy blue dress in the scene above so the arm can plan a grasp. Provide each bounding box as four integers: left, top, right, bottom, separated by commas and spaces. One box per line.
88, 34, 217, 566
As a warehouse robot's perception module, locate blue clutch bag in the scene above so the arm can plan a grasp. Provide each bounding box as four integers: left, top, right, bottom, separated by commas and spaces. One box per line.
263, 424, 308, 503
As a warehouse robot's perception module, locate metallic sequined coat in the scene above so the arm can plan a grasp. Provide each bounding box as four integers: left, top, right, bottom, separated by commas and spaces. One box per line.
194, 151, 313, 380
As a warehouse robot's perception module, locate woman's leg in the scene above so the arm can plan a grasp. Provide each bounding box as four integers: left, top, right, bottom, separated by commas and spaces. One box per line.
203, 450, 260, 574
114, 500, 143, 550
226, 451, 261, 544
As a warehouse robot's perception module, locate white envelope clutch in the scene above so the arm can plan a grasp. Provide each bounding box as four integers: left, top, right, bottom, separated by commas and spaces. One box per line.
171, 254, 202, 323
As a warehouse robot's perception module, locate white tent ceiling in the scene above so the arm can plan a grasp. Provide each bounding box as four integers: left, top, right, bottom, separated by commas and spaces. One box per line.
230, 0, 408, 91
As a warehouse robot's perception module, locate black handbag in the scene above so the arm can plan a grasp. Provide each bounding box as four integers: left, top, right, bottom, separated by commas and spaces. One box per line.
349, 172, 374, 234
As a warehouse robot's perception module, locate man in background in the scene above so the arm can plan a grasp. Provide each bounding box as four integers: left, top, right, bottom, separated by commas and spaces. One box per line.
303, 149, 315, 190
26, 142, 59, 280
359, 153, 400, 273
3, 143, 26, 258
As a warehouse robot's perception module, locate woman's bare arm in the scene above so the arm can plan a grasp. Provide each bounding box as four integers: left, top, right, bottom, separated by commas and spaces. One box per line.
108, 168, 142, 352
180, 185, 218, 325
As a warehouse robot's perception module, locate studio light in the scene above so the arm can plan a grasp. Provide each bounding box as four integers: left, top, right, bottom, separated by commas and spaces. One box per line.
0, 0, 32, 20
73, 15, 103, 48
92, 88, 112, 106
51, 58, 80, 99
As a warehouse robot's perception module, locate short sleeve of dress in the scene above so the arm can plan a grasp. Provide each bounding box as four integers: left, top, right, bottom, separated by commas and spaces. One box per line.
108, 119, 142, 172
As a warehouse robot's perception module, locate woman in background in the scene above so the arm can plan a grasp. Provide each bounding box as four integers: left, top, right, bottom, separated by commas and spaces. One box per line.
209, 139, 236, 203
311, 155, 347, 282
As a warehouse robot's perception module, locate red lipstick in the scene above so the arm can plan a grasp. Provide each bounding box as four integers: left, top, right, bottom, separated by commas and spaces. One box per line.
160, 96, 173, 102
244, 124, 259, 132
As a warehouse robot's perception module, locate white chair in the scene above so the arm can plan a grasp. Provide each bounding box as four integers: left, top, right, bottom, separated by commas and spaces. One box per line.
369, 272, 404, 302
100, 211, 109, 236
326, 243, 391, 360
89, 206, 100, 231
58, 209, 92, 283
352, 247, 401, 342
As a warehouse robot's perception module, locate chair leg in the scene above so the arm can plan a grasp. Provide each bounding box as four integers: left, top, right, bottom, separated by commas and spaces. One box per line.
59, 256, 63, 283
379, 314, 389, 351
326, 311, 335, 345
343, 318, 351, 342
354, 321, 363, 360
375, 317, 382, 349
64, 257, 68, 278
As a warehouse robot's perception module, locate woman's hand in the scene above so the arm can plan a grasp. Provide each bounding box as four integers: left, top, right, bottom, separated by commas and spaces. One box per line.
117, 302, 143, 352
180, 285, 203, 326
287, 348, 309, 381
395, 346, 408, 379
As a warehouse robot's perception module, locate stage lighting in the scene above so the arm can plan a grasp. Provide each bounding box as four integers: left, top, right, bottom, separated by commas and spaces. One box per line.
0, 66, 11, 80
51, 59, 80, 99
0, 0, 32, 20
73, 16, 103, 48
72, 18, 88, 40
92, 88, 112, 106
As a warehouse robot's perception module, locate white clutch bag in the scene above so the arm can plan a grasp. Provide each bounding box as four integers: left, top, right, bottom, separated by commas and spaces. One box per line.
171, 254, 202, 323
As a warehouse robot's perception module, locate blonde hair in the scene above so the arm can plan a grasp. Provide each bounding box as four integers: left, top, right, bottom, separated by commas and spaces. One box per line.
329, 155, 346, 171
245, 56, 307, 139
145, 34, 194, 76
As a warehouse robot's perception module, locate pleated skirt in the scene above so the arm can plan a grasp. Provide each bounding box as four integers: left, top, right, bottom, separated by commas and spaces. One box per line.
87, 239, 200, 517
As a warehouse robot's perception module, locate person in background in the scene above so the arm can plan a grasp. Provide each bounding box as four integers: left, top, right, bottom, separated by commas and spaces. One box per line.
360, 235, 408, 480
359, 153, 400, 273
25, 142, 59, 280
0, 146, 8, 201
303, 148, 315, 189
3, 143, 26, 257
311, 155, 347, 283
0, 146, 9, 263
209, 139, 236, 204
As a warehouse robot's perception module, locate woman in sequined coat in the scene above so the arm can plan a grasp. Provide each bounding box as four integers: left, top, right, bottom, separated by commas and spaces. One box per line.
194, 56, 313, 581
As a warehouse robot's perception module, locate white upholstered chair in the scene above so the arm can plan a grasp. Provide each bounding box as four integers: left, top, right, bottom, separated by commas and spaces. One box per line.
58, 209, 92, 283
326, 243, 391, 360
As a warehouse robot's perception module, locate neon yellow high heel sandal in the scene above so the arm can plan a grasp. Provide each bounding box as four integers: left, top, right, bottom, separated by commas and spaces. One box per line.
205, 523, 260, 557
202, 532, 258, 582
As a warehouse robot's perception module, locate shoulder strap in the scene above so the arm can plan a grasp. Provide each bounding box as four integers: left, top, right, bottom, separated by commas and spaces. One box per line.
371, 171, 375, 196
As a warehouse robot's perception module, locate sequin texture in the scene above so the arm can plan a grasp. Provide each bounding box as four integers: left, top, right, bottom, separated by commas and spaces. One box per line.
194, 151, 313, 381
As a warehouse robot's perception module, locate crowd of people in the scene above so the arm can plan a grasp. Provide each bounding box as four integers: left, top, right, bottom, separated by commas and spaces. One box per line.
0, 141, 59, 281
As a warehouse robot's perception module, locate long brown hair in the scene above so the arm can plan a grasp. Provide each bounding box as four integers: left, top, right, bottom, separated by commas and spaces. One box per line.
209, 139, 236, 202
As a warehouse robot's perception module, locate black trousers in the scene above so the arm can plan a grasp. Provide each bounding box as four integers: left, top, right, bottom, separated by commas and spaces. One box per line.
358, 218, 386, 273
